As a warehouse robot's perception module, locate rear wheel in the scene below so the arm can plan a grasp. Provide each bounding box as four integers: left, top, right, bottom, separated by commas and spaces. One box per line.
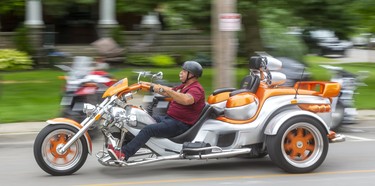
33, 124, 88, 176
266, 116, 328, 173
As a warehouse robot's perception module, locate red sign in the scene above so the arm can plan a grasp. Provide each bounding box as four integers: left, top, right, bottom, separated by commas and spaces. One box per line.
219, 13, 241, 31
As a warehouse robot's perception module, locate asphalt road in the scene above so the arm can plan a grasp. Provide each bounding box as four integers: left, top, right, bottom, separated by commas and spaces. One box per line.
0, 120, 374, 186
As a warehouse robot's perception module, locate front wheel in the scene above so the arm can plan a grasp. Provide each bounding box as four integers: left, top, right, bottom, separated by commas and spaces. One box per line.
266, 116, 329, 173
33, 124, 88, 176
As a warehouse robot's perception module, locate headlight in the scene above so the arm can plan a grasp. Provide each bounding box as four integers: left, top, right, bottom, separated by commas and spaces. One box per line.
122, 92, 133, 101
83, 103, 96, 115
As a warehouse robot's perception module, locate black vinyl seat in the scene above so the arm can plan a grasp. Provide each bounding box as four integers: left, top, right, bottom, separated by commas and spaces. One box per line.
211, 75, 260, 96
239, 75, 260, 93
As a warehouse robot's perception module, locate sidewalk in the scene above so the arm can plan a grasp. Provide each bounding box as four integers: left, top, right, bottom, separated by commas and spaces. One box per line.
1, 110, 374, 135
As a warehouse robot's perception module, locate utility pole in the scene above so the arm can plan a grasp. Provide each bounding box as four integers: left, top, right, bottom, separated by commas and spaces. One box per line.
212, 0, 238, 89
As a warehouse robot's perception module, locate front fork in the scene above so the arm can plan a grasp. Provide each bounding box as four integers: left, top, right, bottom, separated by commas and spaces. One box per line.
58, 118, 90, 154
57, 107, 106, 154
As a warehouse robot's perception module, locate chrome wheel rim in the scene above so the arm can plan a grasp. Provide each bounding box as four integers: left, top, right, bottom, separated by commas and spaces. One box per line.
281, 123, 324, 168
41, 129, 83, 171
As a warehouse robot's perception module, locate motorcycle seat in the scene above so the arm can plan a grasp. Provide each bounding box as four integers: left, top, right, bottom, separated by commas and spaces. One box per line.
210, 74, 260, 96
239, 75, 260, 93
169, 104, 214, 144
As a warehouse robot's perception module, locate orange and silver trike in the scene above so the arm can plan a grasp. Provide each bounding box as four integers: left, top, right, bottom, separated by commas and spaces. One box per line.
33, 53, 345, 176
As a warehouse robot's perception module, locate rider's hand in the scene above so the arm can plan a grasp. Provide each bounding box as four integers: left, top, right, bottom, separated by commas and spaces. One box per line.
140, 82, 154, 92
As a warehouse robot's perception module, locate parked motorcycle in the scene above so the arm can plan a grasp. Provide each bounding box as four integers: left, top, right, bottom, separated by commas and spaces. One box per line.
56, 56, 116, 134
320, 65, 369, 130
34, 54, 345, 176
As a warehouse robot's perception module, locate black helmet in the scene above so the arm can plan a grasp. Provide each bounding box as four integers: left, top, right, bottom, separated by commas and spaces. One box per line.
182, 61, 203, 78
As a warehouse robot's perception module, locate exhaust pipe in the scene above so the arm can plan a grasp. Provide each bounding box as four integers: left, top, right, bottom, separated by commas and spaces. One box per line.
184, 148, 251, 159
98, 148, 252, 167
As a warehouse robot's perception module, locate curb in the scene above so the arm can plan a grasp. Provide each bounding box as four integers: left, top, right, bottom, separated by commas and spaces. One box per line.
0, 122, 47, 135
357, 110, 375, 120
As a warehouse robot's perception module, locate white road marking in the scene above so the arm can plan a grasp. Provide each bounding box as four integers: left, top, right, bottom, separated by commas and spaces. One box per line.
344, 135, 375, 141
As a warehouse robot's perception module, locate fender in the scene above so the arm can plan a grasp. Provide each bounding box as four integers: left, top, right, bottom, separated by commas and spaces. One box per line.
46, 118, 93, 154
264, 110, 330, 136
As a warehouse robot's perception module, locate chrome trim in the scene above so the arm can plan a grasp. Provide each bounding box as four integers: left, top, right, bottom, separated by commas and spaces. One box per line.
97, 148, 251, 167
329, 134, 346, 143
184, 148, 251, 159
264, 110, 330, 136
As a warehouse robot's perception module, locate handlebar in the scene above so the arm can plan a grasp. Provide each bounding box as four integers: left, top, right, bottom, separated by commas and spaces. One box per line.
134, 71, 163, 83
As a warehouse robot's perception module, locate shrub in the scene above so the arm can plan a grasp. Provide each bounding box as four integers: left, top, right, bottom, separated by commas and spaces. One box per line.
0, 49, 34, 70
126, 54, 176, 67
191, 53, 212, 67
125, 54, 150, 66
13, 25, 34, 55
148, 54, 176, 67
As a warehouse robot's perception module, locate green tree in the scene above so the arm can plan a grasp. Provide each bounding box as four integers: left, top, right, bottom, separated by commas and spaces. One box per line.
0, 0, 25, 15
350, 0, 375, 33
42, 0, 96, 17
285, 0, 357, 39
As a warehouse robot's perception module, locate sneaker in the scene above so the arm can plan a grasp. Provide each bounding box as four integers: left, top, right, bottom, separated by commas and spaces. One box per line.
108, 145, 125, 161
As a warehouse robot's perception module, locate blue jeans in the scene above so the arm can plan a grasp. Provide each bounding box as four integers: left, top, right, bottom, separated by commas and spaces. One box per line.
121, 115, 190, 160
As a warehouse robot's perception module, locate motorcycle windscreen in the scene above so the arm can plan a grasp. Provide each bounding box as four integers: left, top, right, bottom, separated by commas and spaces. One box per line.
102, 78, 129, 98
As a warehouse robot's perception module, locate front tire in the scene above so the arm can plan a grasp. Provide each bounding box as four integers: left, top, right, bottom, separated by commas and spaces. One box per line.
266, 116, 329, 173
33, 124, 88, 176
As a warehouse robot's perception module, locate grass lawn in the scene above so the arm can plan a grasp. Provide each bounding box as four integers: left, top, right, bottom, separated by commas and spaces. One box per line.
0, 58, 373, 123
0, 67, 248, 123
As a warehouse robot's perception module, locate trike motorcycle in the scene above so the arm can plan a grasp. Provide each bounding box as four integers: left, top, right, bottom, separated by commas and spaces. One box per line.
33, 54, 345, 176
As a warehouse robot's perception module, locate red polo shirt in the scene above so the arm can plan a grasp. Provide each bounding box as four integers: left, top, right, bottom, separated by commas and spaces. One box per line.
167, 81, 205, 125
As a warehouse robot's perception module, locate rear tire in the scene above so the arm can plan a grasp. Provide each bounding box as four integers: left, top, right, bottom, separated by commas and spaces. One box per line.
266, 116, 328, 173
331, 102, 344, 131
33, 124, 88, 176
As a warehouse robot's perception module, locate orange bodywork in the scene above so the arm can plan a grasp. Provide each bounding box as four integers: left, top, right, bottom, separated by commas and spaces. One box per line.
298, 104, 331, 113
102, 78, 129, 98
226, 92, 257, 108
102, 78, 152, 98
207, 91, 232, 104
294, 81, 341, 98
216, 81, 340, 124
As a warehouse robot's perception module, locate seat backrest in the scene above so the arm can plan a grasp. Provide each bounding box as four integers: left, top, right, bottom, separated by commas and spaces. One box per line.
169, 103, 213, 144
239, 75, 260, 93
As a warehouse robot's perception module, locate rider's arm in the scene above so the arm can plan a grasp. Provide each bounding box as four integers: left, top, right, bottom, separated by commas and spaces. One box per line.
153, 84, 194, 105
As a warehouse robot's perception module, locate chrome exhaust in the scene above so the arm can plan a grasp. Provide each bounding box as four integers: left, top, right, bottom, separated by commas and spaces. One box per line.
184, 148, 251, 159
329, 133, 346, 143
97, 148, 252, 167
